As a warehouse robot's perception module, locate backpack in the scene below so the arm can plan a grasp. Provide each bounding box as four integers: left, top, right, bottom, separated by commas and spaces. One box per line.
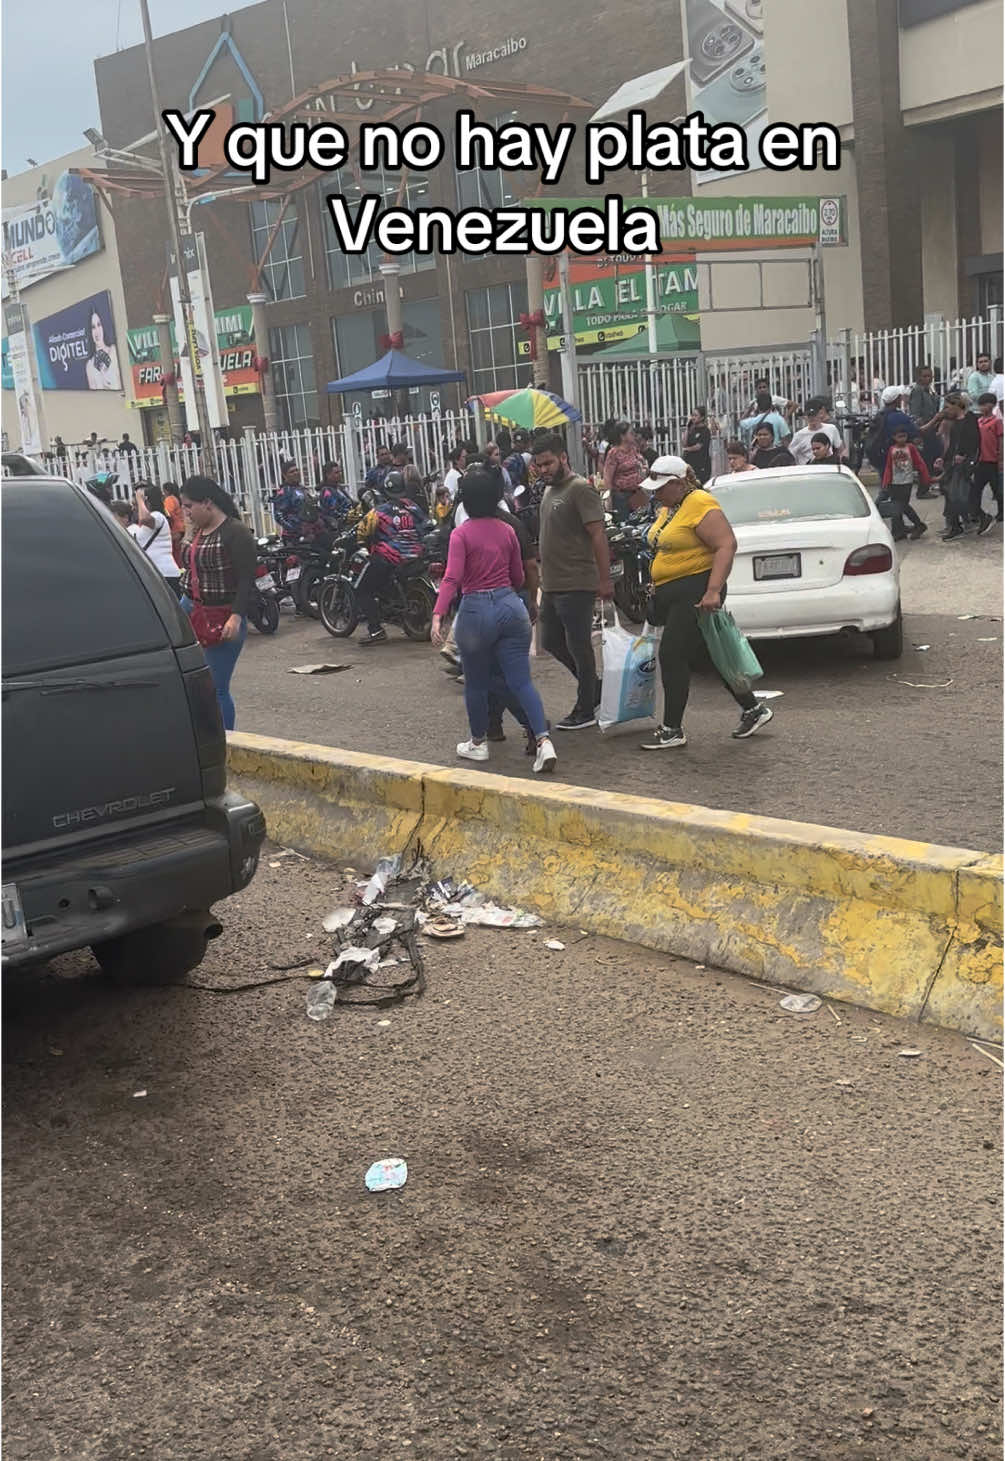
864, 411, 889, 472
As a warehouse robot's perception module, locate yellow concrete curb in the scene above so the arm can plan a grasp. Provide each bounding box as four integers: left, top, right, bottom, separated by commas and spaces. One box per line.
228, 732, 1003, 1042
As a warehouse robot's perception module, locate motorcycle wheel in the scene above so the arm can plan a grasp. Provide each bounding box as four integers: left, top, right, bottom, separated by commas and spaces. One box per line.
319, 578, 359, 638
402, 582, 434, 641
250, 592, 280, 635
297, 564, 325, 620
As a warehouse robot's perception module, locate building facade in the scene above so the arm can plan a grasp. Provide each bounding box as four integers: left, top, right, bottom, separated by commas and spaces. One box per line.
2, 148, 134, 452
91, 0, 1003, 437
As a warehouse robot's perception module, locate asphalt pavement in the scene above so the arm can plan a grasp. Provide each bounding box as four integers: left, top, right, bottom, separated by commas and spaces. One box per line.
4, 851, 1002, 1460
235, 494, 1003, 851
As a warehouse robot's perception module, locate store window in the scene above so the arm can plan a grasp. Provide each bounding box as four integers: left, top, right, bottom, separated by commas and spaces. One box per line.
331, 299, 444, 417
455, 112, 521, 210
465, 281, 531, 395
250, 198, 305, 302
321, 172, 435, 291
268, 323, 318, 429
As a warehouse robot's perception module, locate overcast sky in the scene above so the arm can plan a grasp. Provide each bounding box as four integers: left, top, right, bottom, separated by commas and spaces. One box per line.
2, 0, 260, 173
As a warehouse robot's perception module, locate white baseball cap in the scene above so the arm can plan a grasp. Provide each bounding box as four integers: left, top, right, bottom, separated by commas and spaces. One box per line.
639, 455, 689, 492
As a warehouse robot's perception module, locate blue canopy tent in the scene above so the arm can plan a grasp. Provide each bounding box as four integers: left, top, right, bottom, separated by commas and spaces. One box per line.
326, 348, 465, 394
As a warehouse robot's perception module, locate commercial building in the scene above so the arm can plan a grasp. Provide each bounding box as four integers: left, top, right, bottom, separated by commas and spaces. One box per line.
2, 148, 133, 453
91, 0, 1003, 436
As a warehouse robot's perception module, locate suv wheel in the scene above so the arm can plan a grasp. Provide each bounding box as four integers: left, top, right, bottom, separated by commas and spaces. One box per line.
92, 914, 222, 984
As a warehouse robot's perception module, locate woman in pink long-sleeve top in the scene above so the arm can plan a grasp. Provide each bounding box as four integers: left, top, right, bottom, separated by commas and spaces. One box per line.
432, 467, 557, 774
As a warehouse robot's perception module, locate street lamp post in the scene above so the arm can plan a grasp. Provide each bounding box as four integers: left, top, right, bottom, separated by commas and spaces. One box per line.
137, 0, 216, 465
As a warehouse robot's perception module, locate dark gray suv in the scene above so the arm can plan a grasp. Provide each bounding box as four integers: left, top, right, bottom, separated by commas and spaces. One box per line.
2, 476, 265, 979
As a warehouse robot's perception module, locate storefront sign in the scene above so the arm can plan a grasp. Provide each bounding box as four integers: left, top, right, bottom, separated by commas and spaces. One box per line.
169, 233, 227, 430
534, 195, 847, 252
1, 172, 101, 292
4, 299, 43, 453
127, 304, 258, 406
32, 290, 122, 392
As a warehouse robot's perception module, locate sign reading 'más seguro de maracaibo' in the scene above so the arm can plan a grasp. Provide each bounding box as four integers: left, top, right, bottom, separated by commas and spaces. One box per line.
2, 172, 102, 292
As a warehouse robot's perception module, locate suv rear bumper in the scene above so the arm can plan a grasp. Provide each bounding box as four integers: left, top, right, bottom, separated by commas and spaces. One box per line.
2, 793, 266, 969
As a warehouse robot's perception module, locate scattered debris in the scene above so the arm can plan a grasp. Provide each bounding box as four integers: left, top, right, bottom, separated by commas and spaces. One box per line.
330, 946, 382, 973
889, 677, 954, 689
971, 1042, 1005, 1070
365, 1158, 408, 1192
424, 917, 465, 940
828, 1005, 842, 1025
323, 907, 357, 933
132, 1089, 148, 1098
754, 689, 784, 700
372, 915, 398, 938
306, 982, 337, 1022
977, 637, 999, 642
273, 847, 310, 861
898, 1048, 922, 1059
913, 644, 931, 651
48, 1047, 63, 1057
362, 855, 402, 906
289, 663, 350, 674
779, 993, 822, 1013
377, 1019, 392, 1028
342, 867, 358, 878
545, 939, 566, 951
461, 902, 541, 928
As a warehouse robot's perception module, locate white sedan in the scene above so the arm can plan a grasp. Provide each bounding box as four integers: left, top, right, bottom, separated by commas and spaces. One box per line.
709, 465, 903, 660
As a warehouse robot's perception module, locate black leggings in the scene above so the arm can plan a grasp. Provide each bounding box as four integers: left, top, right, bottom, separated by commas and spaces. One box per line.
650, 571, 757, 729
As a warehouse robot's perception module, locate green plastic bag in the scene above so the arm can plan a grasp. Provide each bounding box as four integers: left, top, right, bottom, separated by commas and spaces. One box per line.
697, 608, 764, 695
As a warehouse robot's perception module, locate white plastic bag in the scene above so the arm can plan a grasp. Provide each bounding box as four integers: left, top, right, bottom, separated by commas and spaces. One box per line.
598, 615, 659, 733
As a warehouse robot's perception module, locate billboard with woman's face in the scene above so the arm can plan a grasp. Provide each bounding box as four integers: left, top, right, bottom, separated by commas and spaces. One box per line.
32, 290, 122, 392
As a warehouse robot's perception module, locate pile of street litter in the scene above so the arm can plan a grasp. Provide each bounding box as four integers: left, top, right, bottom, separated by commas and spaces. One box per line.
303, 852, 542, 1022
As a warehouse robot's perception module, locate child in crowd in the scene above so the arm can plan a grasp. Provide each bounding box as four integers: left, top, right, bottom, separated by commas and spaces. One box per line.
882, 425, 929, 540
433, 483, 454, 522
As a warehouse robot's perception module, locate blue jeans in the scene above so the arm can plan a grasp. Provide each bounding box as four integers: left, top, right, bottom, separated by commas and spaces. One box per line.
453, 588, 548, 741
181, 597, 247, 730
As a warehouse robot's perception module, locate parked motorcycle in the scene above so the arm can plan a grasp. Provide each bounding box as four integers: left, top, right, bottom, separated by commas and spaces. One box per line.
606, 510, 653, 625
319, 528, 445, 642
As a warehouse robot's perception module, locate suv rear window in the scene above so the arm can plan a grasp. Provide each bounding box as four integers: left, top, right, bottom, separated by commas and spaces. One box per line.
713, 473, 871, 525
2, 481, 170, 675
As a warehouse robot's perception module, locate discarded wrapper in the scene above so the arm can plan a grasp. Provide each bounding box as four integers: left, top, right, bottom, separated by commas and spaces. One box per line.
365, 1158, 408, 1192
289, 663, 350, 675
362, 856, 402, 907
898, 1048, 923, 1059
372, 915, 398, 937
461, 902, 542, 929
329, 946, 381, 974
323, 907, 358, 933
545, 939, 566, 951
779, 993, 822, 1013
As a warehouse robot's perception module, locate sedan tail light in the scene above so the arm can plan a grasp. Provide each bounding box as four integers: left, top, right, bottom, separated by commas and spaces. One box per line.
844, 544, 893, 576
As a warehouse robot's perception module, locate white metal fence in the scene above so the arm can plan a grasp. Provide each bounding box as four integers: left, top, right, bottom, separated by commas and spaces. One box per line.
49, 310, 1002, 521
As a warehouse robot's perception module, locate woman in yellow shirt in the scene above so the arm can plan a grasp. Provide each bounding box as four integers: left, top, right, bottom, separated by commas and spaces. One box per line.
639, 456, 773, 750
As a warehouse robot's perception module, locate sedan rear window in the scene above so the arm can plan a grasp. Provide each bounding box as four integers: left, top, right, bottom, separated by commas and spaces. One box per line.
2, 481, 169, 675
714, 474, 871, 525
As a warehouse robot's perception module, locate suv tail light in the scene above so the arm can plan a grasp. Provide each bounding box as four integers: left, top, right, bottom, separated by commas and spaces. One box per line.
184, 665, 226, 795
844, 544, 893, 576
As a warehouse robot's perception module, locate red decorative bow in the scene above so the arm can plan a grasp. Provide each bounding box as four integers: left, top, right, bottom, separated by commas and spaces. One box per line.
519, 310, 546, 360
254, 355, 270, 374
380, 331, 404, 351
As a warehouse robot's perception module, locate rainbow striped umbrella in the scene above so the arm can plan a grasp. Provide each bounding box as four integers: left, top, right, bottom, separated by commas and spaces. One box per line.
468, 387, 582, 430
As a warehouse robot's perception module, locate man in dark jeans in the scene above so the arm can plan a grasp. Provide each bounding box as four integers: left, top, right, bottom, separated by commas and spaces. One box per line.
533, 434, 613, 731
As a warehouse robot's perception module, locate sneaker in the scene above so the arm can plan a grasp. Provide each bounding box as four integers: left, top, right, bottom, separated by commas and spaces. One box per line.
909, 522, 928, 540
532, 736, 558, 774
456, 739, 489, 762
439, 646, 462, 671
525, 722, 549, 755
486, 721, 506, 742
555, 709, 597, 731
360, 628, 388, 645
641, 725, 687, 750
941, 528, 964, 541
978, 513, 997, 536
732, 703, 774, 740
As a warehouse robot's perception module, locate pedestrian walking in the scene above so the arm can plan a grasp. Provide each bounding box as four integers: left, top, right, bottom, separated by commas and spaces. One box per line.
966, 352, 994, 405
739, 393, 791, 448
881, 428, 929, 541
789, 398, 844, 465
602, 421, 647, 520
938, 393, 982, 541
681, 406, 712, 482
131, 483, 184, 594
973, 393, 1004, 526
637, 456, 772, 750
907, 364, 942, 489
179, 476, 257, 729
431, 467, 557, 774
534, 433, 612, 731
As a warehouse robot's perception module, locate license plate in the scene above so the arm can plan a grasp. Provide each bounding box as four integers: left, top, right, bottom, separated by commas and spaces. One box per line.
257, 574, 275, 591
285, 566, 301, 583
754, 553, 801, 581
2, 883, 28, 946
610, 561, 625, 579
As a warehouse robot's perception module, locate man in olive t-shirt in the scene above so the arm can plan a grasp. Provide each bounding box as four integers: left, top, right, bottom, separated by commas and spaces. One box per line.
533, 434, 613, 731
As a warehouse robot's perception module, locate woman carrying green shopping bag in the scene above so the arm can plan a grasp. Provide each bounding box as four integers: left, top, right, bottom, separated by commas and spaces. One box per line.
637, 456, 774, 750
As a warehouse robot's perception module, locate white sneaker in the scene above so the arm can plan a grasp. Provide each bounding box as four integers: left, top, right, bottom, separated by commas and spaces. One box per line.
532, 736, 558, 774
457, 739, 489, 762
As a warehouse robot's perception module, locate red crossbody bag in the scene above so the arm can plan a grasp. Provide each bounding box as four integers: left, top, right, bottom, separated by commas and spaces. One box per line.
187, 531, 231, 647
